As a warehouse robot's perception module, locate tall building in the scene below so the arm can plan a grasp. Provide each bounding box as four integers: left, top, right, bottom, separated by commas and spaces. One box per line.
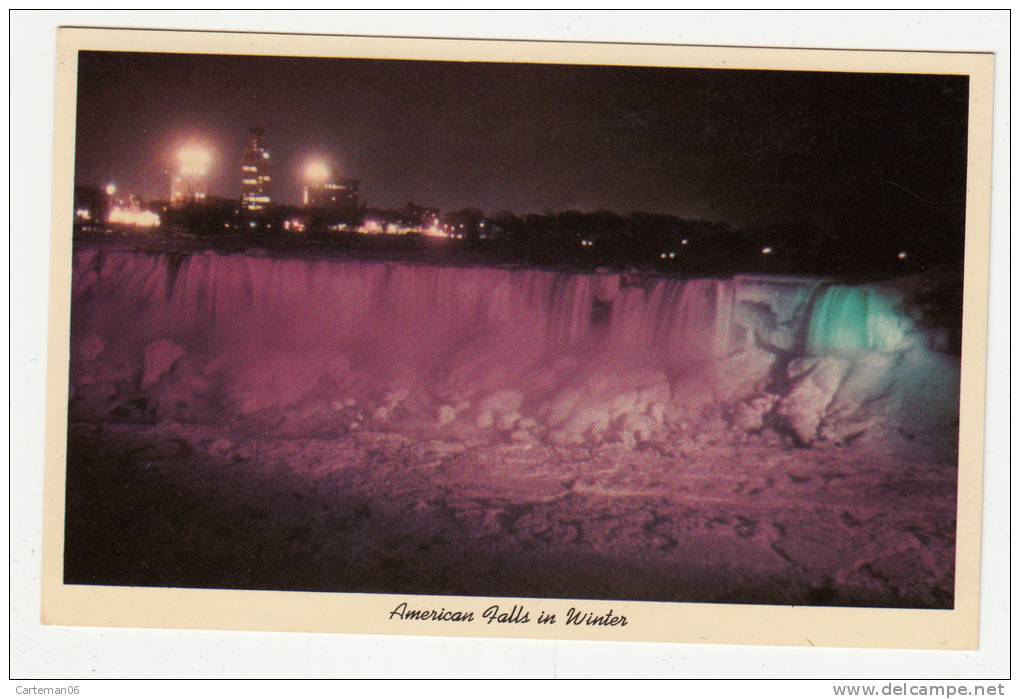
240, 127, 271, 215
170, 145, 211, 206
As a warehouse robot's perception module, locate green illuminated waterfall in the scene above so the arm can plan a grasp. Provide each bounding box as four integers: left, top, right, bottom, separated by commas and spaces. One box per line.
807, 286, 914, 355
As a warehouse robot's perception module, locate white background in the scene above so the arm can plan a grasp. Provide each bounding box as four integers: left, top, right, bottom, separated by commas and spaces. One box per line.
8, 9, 1011, 683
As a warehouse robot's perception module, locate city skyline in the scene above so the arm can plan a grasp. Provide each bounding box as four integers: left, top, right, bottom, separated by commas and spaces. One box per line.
74, 51, 968, 230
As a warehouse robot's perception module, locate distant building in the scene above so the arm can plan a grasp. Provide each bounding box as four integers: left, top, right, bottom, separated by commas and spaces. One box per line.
73, 185, 109, 230
240, 127, 271, 216
74, 184, 105, 220
170, 145, 211, 206
304, 176, 360, 214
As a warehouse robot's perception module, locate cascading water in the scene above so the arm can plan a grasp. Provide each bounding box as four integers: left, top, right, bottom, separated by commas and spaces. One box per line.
806, 285, 915, 356
71, 249, 739, 382
68, 247, 956, 451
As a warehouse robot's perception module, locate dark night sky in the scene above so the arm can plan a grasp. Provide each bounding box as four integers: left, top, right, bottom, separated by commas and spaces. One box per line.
74, 51, 969, 227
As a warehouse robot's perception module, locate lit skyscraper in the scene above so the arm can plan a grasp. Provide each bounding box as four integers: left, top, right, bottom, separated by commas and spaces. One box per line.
240, 127, 271, 215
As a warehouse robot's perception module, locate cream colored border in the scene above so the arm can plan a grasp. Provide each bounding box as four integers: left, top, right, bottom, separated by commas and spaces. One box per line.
42, 27, 995, 649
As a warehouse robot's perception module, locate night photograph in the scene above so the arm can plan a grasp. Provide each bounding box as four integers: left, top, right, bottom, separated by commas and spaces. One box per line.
64, 49, 968, 609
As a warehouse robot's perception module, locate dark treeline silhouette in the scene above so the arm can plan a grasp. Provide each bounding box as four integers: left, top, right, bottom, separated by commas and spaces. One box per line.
480, 205, 964, 281
77, 192, 965, 283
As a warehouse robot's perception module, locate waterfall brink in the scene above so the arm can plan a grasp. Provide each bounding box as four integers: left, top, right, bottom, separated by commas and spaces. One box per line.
68, 248, 957, 452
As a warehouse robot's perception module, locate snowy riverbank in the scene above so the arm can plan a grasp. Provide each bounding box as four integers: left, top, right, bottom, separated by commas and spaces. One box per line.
63, 247, 961, 606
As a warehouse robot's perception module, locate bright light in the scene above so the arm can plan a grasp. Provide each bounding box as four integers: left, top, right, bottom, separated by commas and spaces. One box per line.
178, 145, 212, 177
108, 207, 160, 227
75, 208, 91, 221
898, 251, 908, 260
304, 160, 331, 181
669, 252, 676, 259
681, 238, 688, 245
105, 183, 117, 196
284, 218, 306, 233
423, 222, 447, 238
762, 246, 773, 255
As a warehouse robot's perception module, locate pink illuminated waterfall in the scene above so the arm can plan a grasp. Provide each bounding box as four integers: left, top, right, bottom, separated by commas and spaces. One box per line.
68, 249, 766, 432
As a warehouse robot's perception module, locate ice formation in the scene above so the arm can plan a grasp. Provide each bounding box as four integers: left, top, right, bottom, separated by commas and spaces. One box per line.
68, 248, 960, 457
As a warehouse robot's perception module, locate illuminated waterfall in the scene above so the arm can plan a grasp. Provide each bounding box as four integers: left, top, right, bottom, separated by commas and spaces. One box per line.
806, 286, 915, 356
71, 250, 740, 372
68, 249, 951, 447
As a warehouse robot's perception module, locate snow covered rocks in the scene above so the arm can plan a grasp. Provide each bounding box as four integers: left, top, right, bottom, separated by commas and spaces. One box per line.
773, 345, 958, 454
731, 393, 779, 433
476, 390, 524, 430
141, 339, 186, 389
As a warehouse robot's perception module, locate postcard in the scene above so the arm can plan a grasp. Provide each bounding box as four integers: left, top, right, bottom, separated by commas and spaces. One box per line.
42, 27, 994, 648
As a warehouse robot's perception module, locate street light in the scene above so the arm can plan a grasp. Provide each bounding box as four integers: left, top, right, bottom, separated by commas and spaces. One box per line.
177, 145, 212, 177
304, 160, 331, 182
